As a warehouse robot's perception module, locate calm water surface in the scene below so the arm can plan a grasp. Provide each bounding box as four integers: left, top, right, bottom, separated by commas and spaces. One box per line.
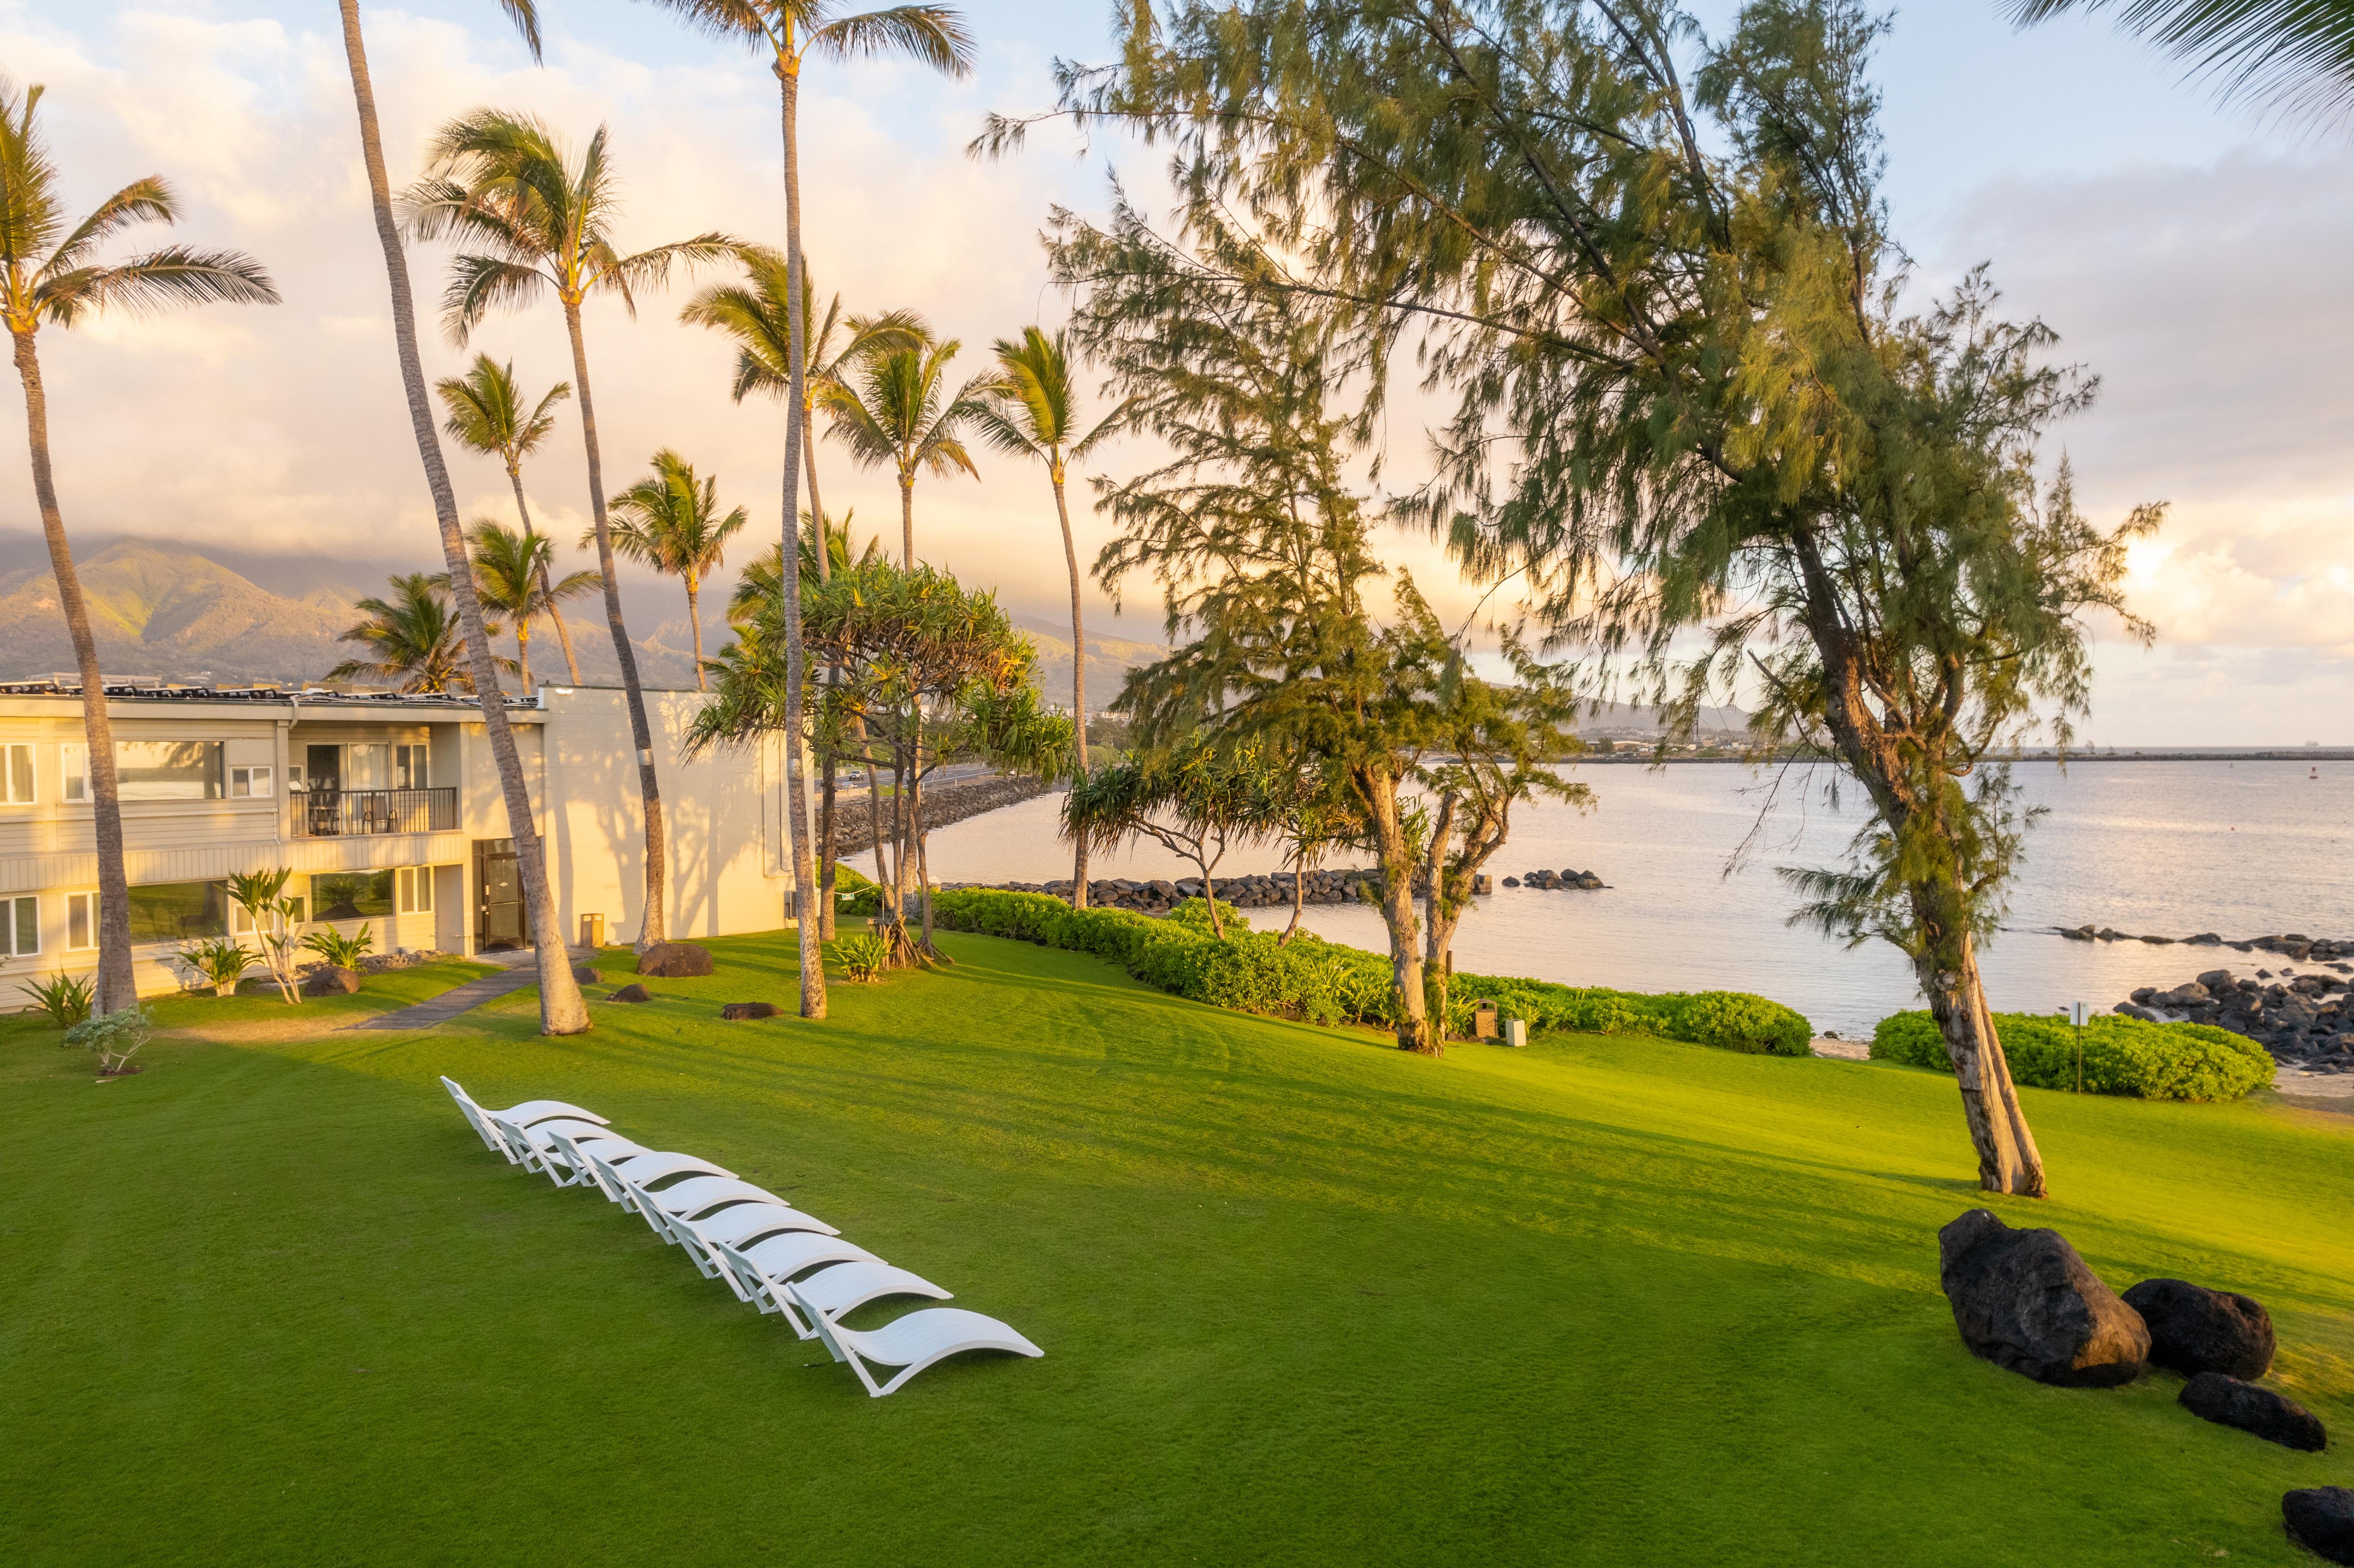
849, 759, 2354, 1038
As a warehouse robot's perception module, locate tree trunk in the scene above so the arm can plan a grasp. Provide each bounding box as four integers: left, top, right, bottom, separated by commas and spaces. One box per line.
335, 0, 587, 1032
899, 475, 914, 567
11, 330, 136, 1015
818, 755, 839, 940
1281, 858, 1306, 945
515, 618, 531, 696
777, 58, 827, 1019
802, 399, 829, 583
509, 462, 582, 684
1422, 795, 1458, 1039
1362, 769, 1432, 1053
802, 370, 841, 937
1915, 915, 2048, 1196
560, 297, 666, 950
1051, 469, 1089, 909
686, 574, 706, 691
867, 747, 893, 915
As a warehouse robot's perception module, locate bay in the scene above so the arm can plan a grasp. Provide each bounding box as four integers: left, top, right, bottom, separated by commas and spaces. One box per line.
846, 758, 2354, 1039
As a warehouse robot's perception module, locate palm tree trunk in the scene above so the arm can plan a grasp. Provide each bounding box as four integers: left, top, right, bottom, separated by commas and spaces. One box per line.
802, 400, 828, 584
516, 618, 532, 696
778, 55, 826, 1019
509, 460, 582, 684
560, 297, 667, 950
686, 574, 706, 691
803, 388, 841, 933
335, 0, 587, 1033
11, 329, 136, 1015
1051, 470, 1089, 909
900, 475, 914, 567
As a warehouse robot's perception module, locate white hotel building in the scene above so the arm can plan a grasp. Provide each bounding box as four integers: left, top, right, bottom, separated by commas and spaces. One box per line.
0, 680, 800, 1001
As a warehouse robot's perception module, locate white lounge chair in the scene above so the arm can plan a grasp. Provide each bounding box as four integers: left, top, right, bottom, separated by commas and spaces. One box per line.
542, 1127, 655, 1192
660, 1200, 844, 1297
441, 1076, 608, 1157
488, 1114, 631, 1179
789, 1284, 1043, 1397
581, 1148, 737, 1213
766, 1259, 952, 1340
630, 1176, 797, 1225
708, 1232, 883, 1318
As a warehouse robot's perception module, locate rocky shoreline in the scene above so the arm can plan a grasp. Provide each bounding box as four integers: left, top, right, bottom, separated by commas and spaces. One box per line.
2094, 931, 2354, 1076
830, 773, 1051, 848
950, 865, 1510, 916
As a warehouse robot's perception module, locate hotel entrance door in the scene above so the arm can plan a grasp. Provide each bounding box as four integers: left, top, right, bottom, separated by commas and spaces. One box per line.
473, 839, 530, 950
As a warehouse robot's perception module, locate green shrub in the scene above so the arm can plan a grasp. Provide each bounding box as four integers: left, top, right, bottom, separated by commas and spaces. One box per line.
1870, 1009, 2275, 1101
19, 971, 95, 1029
827, 931, 890, 982
64, 1006, 152, 1075
302, 925, 374, 970
927, 887, 1810, 1051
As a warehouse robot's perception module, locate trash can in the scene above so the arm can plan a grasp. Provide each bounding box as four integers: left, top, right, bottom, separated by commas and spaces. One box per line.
1503, 1018, 1528, 1049
578, 913, 605, 949
1472, 1000, 1499, 1041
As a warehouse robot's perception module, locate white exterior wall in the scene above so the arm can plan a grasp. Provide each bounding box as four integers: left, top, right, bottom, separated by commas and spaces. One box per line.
539, 686, 795, 947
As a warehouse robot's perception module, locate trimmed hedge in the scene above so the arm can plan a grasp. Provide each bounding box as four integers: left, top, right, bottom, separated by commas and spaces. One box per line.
1870, 1009, 2275, 1101
926, 888, 1813, 1054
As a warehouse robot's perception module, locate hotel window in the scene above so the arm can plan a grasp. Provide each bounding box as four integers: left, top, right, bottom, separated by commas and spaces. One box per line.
0, 896, 35, 956
125, 881, 229, 944
61, 743, 86, 802
396, 866, 434, 914
348, 742, 393, 791
394, 743, 430, 789
230, 764, 275, 798
3, 744, 32, 804
66, 892, 94, 951
116, 741, 225, 801
311, 870, 393, 922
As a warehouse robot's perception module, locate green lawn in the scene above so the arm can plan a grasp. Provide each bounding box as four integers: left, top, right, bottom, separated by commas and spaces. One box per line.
2, 932, 2347, 1566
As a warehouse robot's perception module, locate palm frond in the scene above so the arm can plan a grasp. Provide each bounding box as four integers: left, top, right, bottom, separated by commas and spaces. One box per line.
0, 79, 64, 271
808, 6, 978, 77
39, 247, 278, 326
36, 175, 175, 282
497, 0, 547, 62
441, 253, 549, 344
630, 0, 786, 51
2010, 0, 2354, 120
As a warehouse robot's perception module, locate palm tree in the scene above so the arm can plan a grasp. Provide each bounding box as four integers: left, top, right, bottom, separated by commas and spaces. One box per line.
679, 250, 923, 586
2009, 1, 2354, 121
434, 353, 584, 683
822, 337, 988, 567
453, 517, 598, 694
402, 110, 739, 952
973, 326, 1128, 909
605, 450, 747, 689
329, 573, 511, 693
0, 80, 278, 1016
631, 0, 973, 1021
330, 0, 589, 1035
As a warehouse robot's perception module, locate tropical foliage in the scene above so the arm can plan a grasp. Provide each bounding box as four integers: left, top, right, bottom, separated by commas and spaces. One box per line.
434, 353, 584, 684
604, 449, 747, 688
331, 573, 509, 693
1873, 1008, 2275, 1101
822, 334, 987, 567
451, 518, 597, 694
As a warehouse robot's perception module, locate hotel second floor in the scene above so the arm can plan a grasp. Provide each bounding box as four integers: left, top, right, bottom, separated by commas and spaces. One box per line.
0, 681, 801, 1000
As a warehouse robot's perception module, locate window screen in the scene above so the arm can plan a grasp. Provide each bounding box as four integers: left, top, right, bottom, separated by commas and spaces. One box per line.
116, 742, 225, 801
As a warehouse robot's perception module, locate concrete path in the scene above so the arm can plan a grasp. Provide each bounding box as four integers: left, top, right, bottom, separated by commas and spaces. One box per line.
344, 965, 543, 1031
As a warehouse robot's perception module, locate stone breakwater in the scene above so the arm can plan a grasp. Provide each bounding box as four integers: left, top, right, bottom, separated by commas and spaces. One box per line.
1503, 868, 1609, 890
2105, 935, 2354, 1076
951, 866, 1497, 916
830, 774, 1051, 849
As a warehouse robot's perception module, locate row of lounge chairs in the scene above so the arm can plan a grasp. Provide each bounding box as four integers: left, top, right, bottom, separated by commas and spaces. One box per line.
439, 1077, 1043, 1397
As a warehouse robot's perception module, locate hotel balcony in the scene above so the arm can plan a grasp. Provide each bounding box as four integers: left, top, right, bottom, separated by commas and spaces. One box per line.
291, 785, 459, 838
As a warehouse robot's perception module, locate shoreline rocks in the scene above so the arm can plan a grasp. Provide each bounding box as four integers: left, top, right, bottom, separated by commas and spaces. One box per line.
2115, 962, 2354, 1076
1937, 1209, 2149, 1388
941, 866, 1496, 918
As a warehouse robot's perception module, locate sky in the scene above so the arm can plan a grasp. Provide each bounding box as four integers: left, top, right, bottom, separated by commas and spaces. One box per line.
4, 0, 2351, 744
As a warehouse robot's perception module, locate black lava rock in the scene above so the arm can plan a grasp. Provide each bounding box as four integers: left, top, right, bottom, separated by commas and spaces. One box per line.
637, 942, 715, 978
2179, 1372, 2326, 1451
2121, 1278, 2275, 1380
608, 983, 653, 1003
1937, 1209, 2149, 1387
720, 1001, 780, 1021
2286, 1489, 2354, 1565
572, 965, 602, 984
303, 966, 362, 996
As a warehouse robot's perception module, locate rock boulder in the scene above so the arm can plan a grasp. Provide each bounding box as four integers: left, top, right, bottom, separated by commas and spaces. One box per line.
572, 965, 602, 985
637, 942, 715, 979
608, 983, 653, 1003
720, 1001, 780, 1021
2179, 1372, 2326, 1451
1937, 1209, 2149, 1387
303, 966, 362, 996
2120, 1278, 2274, 1380
2286, 1489, 2354, 1565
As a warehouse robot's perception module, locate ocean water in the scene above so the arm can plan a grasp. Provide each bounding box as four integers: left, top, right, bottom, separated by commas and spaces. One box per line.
844, 759, 2354, 1039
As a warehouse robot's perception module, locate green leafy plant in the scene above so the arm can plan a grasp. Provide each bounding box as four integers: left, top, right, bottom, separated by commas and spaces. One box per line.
1871, 1010, 2274, 1102
178, 937, 258, 997
827, 931, 890, 983
20, 970, 94, 1030
64, 1006, 152, 1076
302, 925, 375, 971
229, 867, 309, 1005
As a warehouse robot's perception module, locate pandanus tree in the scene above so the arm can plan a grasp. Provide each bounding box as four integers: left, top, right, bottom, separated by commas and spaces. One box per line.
973, 325, 1128, 909
454, 518, 597, 693
329, 573, 509, 693
331, 0, 588, 1034
1063, 743, 1270, 939
605, 450, 747, 689
434, 353, 583, 683
635, 0, 973, 1018
823, 336, 988, 567
1023, 0, 2159, 1186
0, 79, 279, 1015
401, 109, 739, 952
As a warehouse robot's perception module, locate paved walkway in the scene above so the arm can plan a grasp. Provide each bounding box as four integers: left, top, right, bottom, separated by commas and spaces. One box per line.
345, 950, 590, 1032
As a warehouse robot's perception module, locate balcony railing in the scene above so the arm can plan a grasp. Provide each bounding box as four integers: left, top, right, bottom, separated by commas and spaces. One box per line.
292, 786, 457, 837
